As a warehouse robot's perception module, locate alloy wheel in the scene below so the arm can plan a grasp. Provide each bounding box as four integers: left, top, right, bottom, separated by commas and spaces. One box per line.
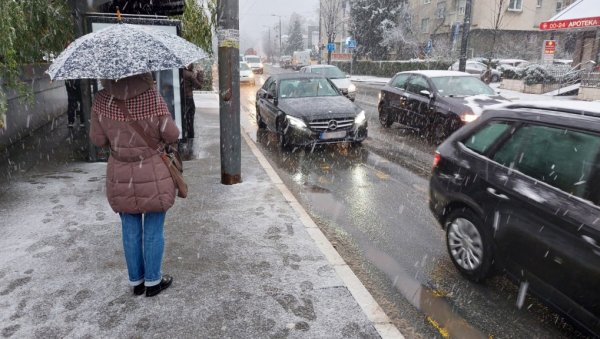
447, 217, 484, 271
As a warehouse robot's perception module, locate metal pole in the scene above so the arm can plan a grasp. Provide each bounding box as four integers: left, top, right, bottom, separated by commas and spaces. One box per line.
318, 0, 322, 64
217, 0, 241, 185
279, 16, 282, 63
458, 0, 472, 72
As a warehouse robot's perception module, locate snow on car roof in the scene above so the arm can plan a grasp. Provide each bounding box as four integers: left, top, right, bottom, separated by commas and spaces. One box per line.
399, 70, 472, 77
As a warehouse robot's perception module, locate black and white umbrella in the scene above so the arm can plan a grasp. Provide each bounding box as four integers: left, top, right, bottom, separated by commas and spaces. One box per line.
47, 23, 208, 80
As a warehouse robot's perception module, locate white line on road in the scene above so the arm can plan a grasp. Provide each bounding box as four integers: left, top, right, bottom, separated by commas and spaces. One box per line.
240, 127, 405, 339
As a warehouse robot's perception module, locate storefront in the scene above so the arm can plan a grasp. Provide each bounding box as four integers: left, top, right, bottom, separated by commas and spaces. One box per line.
540, 0, 600, 69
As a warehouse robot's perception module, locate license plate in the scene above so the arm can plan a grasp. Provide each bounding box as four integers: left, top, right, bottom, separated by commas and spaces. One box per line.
320, 131, 346, 140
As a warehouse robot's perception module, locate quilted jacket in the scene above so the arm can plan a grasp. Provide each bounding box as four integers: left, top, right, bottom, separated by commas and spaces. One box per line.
90, 73, 180, 214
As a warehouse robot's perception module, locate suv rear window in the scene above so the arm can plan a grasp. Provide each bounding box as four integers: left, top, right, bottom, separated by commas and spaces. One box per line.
493, 125, 600, 200
463, 122, 511, 154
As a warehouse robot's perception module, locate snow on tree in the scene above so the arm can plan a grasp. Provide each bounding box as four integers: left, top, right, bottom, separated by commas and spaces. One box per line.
349, 0, 403, 60
378, 2, 420, 59
286, 15, 304, 55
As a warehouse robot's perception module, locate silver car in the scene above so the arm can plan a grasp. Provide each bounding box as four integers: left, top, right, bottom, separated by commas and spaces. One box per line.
299, 65, 356, 101
449, 60, 502, 83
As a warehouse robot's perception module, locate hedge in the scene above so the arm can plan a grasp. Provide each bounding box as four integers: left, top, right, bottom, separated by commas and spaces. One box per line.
332, 60, 454, 77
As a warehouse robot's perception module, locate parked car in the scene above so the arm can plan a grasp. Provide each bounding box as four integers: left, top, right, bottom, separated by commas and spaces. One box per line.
280, 55, 292, 69
239, 62, 255, 86
244, 55, 263, 74
255, 73, 367, 148
429, 101, 600, 336
299, 65, 356, 101
292, 50, 311, 70
449, 61, 502, 82
377, 70, 508, 143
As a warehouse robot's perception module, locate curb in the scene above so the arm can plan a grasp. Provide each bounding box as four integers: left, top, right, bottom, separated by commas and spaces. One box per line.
240, 128, 404, 339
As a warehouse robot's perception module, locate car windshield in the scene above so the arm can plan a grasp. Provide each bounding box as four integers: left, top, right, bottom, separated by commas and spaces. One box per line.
309, 67, 346, 78
245, 56, 260, 63
240, 63, 250, 71
431, 76, 495, 97
279, 78, 339, 98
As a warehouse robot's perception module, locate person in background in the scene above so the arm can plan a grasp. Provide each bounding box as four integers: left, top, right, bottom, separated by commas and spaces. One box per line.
65, 79, 84, 128
182, 64, 203, 159
90, 73, 180, 297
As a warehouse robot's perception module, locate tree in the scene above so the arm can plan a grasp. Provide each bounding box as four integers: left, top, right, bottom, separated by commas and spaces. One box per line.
0, 0, 74, 121
378, 2, 420, 59
349, 0, 402, 60
286, 17, 304, 55
321, 0, 344, 64
178, 0, 216, 56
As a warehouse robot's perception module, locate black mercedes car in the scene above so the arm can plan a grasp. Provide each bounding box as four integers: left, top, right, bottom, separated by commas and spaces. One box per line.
255, 74, 367, 148
378, 70, 508, 143
429, 101, 600, 335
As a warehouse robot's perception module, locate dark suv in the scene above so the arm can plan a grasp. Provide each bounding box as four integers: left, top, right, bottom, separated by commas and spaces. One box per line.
429, 102, 600, 335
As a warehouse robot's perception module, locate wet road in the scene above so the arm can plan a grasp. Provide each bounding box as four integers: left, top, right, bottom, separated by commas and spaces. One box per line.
241, 65, 589, 338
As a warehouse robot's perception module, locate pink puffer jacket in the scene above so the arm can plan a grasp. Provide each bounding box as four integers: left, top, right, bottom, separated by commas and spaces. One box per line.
90, 74, 180, 214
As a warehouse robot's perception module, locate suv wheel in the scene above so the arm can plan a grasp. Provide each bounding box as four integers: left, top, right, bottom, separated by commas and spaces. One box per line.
430, 114, 461, 144
378, 103, 393, 127
445, 209, 494, 282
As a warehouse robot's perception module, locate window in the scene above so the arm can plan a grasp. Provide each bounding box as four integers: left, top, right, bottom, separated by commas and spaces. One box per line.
463, 122, 511, 154
267, 80, 277, 97
436, 2, 446, 18
493, 125, 600, 200
537, 0, 542, 7
508, 0, 523, 11
424, 0, 431, 4
421, 18, 430, 33
406, 76, 430, 95
458, 0, 466, 15
391, 74, 411, 90
556, 0, 563, 12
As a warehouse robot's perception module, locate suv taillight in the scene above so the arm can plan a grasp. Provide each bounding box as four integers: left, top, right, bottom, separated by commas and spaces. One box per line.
433, 152, 441, 169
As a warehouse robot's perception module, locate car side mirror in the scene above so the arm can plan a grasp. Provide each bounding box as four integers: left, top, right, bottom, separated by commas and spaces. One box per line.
266, 93, 274, 100
420, 90, 433, 99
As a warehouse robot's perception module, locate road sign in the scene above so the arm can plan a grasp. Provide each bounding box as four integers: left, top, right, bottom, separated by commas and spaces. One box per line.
327, 43, 335, 52
542, 40, 556, 64
346, 39, 357, 49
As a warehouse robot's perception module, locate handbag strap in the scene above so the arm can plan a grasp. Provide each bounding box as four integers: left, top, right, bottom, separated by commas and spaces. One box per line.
114, 99, 162, 151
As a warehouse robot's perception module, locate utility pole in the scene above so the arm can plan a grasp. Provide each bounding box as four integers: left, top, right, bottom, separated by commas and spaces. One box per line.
318, 0, 322, 64
217, 0, 241, 185
272, 14, 282, 63
458, 0, 472, 72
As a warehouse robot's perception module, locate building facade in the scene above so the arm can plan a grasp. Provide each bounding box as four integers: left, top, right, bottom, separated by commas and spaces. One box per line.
409, 0, 576, 60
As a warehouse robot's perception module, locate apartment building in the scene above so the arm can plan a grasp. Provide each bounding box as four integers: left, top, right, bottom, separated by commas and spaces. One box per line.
409, 0, 576, 60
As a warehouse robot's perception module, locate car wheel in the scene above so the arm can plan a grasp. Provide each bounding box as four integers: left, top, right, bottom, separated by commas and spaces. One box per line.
378, 103, 393, 127
278, 120, 291, 150
445, 209, 494, 282
430, 114, 461, 144
491, 74, 500, 83
256, 106, 266, 129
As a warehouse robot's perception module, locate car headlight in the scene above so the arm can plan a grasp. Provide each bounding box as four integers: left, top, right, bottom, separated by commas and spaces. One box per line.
249, 72, 254, 78
460, 112, 478, 123
287, 115, 306, 128
348, 83, 356, 92
355, 110, 366, 125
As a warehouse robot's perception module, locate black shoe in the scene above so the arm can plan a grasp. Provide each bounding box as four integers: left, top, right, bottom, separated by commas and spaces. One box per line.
133, 283, 145, 296
145, 275, 173, 297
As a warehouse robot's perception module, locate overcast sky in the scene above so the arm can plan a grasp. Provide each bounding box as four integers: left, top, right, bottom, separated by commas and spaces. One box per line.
238, 0, 319, 55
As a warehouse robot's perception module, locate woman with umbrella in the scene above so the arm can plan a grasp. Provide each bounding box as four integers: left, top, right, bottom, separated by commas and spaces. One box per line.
47, 23, 207, 297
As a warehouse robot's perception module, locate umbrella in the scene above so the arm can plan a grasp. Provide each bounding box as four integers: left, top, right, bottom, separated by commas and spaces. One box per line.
47, 23, 207, 80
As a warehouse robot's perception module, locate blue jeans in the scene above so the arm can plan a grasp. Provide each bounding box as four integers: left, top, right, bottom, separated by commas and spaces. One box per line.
119, 212, 166, 287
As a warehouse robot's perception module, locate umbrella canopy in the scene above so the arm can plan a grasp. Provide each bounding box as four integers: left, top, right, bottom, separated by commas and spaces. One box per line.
47, 23, 207, 80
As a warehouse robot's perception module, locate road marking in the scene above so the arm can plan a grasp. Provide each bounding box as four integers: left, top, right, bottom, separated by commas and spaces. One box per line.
240, 128, 405, 339
427, 316, 450, 338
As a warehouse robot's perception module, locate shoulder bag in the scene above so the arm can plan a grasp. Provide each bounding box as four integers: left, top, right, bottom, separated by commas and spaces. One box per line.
114, 100, 188, 198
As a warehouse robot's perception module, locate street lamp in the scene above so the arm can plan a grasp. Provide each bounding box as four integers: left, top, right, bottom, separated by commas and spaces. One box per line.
271, 14, 282, 64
